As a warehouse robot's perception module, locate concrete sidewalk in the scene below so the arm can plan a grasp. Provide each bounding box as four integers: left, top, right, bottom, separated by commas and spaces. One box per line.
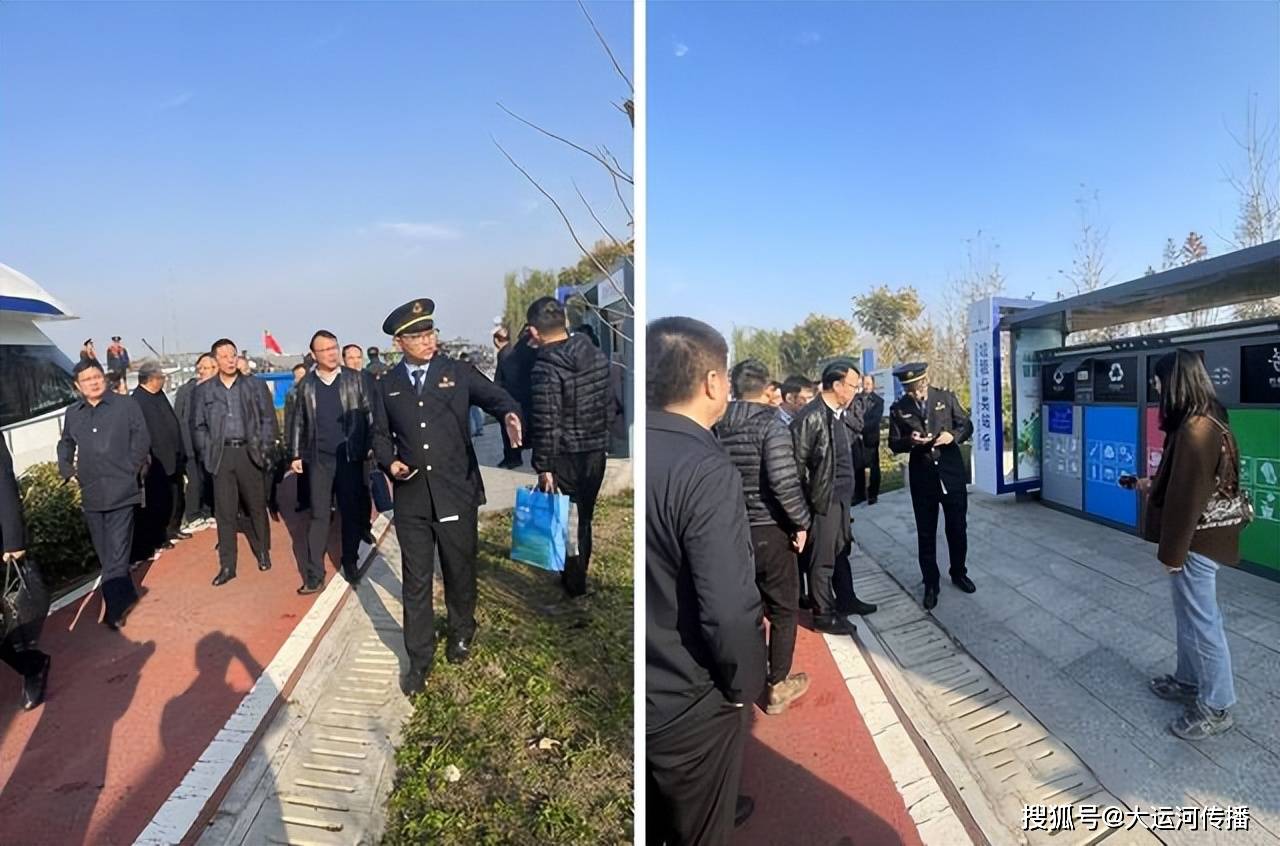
851, 488, 1280, 845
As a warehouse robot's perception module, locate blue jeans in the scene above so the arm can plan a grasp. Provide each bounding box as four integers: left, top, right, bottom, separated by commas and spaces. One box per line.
469, 406, 484, 436
1170, 551, 1236, 711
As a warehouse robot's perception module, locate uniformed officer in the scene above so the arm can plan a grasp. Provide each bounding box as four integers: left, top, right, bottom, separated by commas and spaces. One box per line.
372, 298, 523, 696
887, 362, 977, 610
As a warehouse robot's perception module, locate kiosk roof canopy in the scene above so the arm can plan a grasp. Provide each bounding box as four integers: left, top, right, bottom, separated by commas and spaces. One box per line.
1002, 240, 1280, 334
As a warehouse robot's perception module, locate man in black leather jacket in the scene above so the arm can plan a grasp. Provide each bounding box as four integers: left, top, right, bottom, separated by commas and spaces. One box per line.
193, 339, 278, 585
289, 331, 374, 592
790, 360, 877, 634
852, 373, 885, 505
714, 359, 812, 715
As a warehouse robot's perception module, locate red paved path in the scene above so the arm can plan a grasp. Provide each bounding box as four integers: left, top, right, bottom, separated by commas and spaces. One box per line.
0, 501, 331, 846
737, 624, 925, 846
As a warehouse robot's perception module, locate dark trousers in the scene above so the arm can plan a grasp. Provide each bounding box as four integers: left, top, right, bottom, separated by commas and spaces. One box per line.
554, 450, 607, 596
0, 637, 47, 677
212, 445, 270, 573
500, 423, 522, 467
751, 524, 799, 685
910, 483, 968, 588
854, 443, 881, 503
393, 489, 479, 675
133, 464, 177, 561
183, 460, 213, 523
647, 690, 748, 846
303, 451, 365, 585
800, 494, 854, 616
84, 506, 138, 624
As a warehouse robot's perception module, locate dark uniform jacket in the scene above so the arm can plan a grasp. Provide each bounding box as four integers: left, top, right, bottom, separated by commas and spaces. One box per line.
1, 438, 26, 553
646, 411, 766, 730
888, 387, 973, 494
790, 396, 860, 516
854, 391, 885, 448
372, 357, 519, 517
288, 367, 374, 463
173, 378, 200, 466
192, 374, 278, 475
713, 400, 810, 533
57, 392, 151, 512
495, 337, 537, 426
529, 334, 611, 472
133, 387, 186, 477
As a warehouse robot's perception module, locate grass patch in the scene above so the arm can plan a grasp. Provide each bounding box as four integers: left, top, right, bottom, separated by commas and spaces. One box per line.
383, 493, 634, 846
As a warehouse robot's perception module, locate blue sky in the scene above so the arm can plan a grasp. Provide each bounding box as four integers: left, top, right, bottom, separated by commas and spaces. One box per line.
648, 1, 1280, 340
1, 1, 631, 357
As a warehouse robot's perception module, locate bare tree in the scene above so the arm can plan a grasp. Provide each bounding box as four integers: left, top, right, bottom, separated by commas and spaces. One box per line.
1060, 187, 1120, 343
494, 0, 634, 334
932, 230, 1007, 397
1223, 94, 1280, 320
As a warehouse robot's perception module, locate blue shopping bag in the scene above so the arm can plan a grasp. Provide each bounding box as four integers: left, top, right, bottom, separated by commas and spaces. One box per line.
510, 486, 570, 572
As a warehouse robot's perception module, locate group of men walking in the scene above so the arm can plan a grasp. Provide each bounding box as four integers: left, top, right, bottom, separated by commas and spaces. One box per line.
645, 316, 976, 845
9, 292, 616, 710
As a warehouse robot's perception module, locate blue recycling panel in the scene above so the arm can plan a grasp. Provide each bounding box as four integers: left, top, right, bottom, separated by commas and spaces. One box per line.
1083, 405, 1139, 527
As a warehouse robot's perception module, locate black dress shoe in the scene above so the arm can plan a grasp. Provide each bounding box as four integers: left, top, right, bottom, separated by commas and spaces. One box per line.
212, 569, 236, 586
867, 497, 877, 505
923, 585, 939, 610
160, 540, 177, 550
297, 581, 323, 595
445, 637, 473, 664
172, 530, 192, 540
258, 556, 272, 572
951, 575, 976, 594
400, 667, 428, 696
734, 795, 755, 827
22, 655, 50, 711
812, 614, 853, 635
844, 598, 878, 616
341, 568, 361, 586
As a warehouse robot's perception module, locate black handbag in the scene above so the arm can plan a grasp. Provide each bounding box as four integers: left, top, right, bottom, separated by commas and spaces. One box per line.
1, 555, 50, 648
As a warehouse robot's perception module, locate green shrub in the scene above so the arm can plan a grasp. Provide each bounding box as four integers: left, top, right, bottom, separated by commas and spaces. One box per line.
17, 462, 98, 593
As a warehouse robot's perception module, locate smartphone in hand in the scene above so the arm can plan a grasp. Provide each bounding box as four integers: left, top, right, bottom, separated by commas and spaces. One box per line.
1118, 473, 1139, 490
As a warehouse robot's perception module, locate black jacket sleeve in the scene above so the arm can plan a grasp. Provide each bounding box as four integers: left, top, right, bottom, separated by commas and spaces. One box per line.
0, 438, 26, 553
466, 364, 520, 434
372, 381, 396, 473
258, 380, 278, 447
57, 410, 78, 480
530, 360, 562, 473
887, 403, 916, 455
193, 384, 211, 463
683, 460, 767, 705
947, 392, 974, 444
762, 416, 810, 532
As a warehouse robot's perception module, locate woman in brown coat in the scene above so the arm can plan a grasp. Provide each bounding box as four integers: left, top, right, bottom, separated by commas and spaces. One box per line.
1125, 349, 1245, 741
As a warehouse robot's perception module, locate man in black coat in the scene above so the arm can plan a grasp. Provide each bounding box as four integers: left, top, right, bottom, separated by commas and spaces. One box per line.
714, 358, 812, 716
647, 317, 766, 845
494, 325, 537, 469
193, 339, 278, 586
131, 361, 188, 564
289, 332, 375, 593
528, 298, 611, 598
2, 436, 52, 709
887, 362, 976, 610
175, 353, 217, 530
790, 360, 877, 634
58, 359, 151, 628
372, 298, 523, 696
852, 373, 885, 506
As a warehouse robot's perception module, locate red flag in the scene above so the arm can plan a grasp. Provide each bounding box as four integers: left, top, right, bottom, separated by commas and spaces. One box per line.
263, 330, 283, 355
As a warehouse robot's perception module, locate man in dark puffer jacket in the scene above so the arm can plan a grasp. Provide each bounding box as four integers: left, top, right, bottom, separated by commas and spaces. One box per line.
714, 359, 813, 715
528, 297, 611, 597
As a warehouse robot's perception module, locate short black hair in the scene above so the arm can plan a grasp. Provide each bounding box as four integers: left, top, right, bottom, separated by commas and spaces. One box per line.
73, 359, 104, 379
527, 296, 567, 333
310, 330, 337, 352
196, 352, 215, 367
730, 359, 771, 399
781, 375, 814, 401
820, 359, 860, 390
647, 317, 728, 408
292, 363, 308, 374
342, 344, 361, 357
211, 338, 237, 355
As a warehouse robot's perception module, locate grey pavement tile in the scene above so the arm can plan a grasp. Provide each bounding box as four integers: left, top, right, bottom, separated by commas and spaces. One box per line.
1015, 575, 1101, 624
1232, 675, 1280, 759
1226, 632, 1280, 692
1071, 609, 1176, 672
1003, 609, 1100, 668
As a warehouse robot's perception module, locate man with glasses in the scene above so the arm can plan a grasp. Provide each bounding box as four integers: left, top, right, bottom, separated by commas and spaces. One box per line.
888, 362, 975, 610
57, 359, 151, 629
372, 298, 523, 696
